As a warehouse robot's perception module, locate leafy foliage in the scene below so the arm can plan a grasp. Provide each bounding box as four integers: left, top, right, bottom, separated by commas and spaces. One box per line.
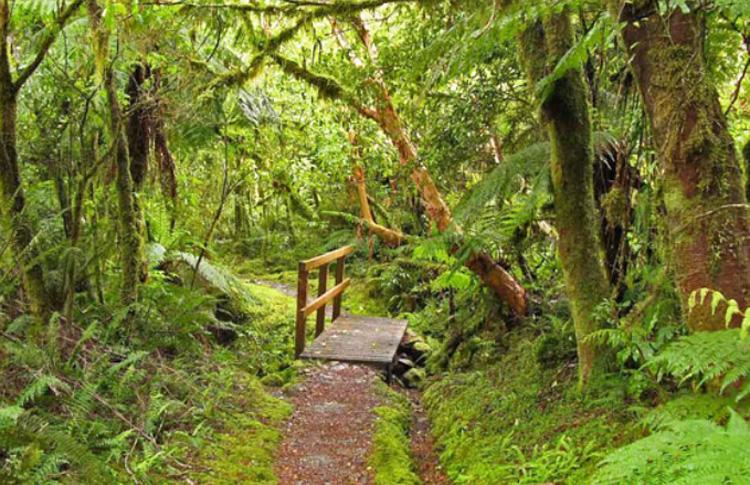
649, 330, 750, 401
593, 413, 750, 484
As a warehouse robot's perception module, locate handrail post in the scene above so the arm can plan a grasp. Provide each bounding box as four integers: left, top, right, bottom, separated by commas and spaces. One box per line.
295, 245, 353, 358
316, 263, 328, 337
332, 255, 345, 321
295, 263, 308, 357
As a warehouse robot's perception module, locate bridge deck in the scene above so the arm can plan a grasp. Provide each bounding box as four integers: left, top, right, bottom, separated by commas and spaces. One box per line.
299, 315, 407, 365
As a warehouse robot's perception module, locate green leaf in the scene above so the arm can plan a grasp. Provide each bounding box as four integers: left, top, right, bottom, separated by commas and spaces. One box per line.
675, 0, 691, 13
0, 405, 24, 427
535, 14, 614, 103
699, 287, 710, 306
741, 311, 750, 339
727, 408, 748, 434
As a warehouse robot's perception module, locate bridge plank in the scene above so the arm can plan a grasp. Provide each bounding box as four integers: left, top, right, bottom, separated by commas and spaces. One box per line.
299, 315, 407, 365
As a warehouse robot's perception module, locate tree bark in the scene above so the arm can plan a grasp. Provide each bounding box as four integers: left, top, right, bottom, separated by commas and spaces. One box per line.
743, 138, 750, 201
348, 130, 404, 246
519, 12, 613, 387
0, 88, 51, 318
610, 0, 750, 331
125, 63, 150, 189
352, 165, 404, 246
88, 0, 145, 304
0, 0, 83, 319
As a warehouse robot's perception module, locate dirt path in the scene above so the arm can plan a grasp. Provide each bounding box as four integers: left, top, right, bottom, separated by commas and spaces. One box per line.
273, 362, 450, 485
275, 363, 379, 485
406, 390, 450, 484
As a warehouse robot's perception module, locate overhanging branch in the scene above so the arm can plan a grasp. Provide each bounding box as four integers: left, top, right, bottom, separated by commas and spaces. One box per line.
270, 53, 379, 122
13, 0, 85, 92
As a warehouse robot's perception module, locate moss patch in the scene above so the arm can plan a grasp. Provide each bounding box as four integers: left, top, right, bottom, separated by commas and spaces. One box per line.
369, 382, 421, 485
189, 378, 293, 484
424, 329, 639, 484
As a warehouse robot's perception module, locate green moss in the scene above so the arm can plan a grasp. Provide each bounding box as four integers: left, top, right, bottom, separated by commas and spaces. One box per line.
190, 378, 293, 484
519, 10, 613, 387
642, 36, 750, 331
369, 382, 421, 485
344, 278, 390, 316
423, 329, 639, 484
601, 187, 629, 227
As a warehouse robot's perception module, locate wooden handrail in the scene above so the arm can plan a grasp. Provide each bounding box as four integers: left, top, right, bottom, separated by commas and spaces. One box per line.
302, 279, 351, 318
295, 246, 353, 357
300, 245, 354, 271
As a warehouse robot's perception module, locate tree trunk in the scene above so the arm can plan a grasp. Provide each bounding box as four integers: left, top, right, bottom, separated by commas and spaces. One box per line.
0, 88, 51, 318
88, 0, 145, 304
610, 0, 750, 331
348, 130, 404, 246
0, 0, 53, 318
352, 165, 404, 246
519, 12, 613, 387
743, 138, 750, 201
125, 63, 150, 189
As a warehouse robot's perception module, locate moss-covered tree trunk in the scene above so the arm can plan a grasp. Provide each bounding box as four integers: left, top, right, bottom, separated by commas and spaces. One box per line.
0, 87, 51, 318
519, 12, 612, 387
0, 0, 83, 319
610, 0, 750, 331
88, 0, 145, 304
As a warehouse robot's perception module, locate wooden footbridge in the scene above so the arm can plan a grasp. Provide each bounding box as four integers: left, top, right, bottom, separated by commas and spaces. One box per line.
294, 246, 407, 373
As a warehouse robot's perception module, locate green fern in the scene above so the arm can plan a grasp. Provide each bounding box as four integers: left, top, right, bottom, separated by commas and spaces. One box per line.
454, 141, 550, 224
648, 329, 750, 401
17, 375, 69, 407
535, 13, 615, 103
592, 411, 750, 484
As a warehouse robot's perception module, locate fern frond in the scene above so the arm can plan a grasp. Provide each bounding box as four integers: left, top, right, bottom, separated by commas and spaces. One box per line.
454, 141, 550, 224
17, 375, 69, 407
648, 329, 750, 401
593, 414, 750, 484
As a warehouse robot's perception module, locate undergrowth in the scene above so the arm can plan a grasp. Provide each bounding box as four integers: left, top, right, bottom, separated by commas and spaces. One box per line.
423, 327, 639, 484
0, 255, 298, 483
